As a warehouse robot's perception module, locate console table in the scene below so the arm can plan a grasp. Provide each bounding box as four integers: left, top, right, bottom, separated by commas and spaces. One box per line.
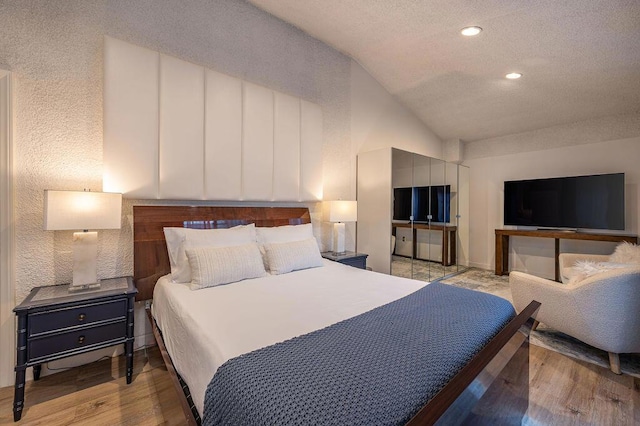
495, 229, 638, 281
392, 223, 456, 266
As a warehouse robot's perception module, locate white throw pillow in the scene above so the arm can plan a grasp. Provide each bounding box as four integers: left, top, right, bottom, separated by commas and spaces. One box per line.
186, 243, 266, 290
164, 224, 257, 283
256, 223, 314, 270
608, 242, 640, 265
263, 238, 323, 275
255, 223, 313, 245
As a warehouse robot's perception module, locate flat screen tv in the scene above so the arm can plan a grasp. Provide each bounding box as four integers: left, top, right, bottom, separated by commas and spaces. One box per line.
393, 185, 451, 223
504, 173, 625, 230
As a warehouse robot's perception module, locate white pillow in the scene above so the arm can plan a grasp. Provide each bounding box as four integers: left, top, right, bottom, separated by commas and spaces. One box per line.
568, 260, 629, 284
186, 243, 267, 290
608, 242, 640, 264
263, 238, 323, 275
164, 224, 257, 283
255, 223, 314, 271
255, 223, 313, 245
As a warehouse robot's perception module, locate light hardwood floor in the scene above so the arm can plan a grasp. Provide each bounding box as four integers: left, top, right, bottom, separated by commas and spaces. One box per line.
0, 345, 638, 425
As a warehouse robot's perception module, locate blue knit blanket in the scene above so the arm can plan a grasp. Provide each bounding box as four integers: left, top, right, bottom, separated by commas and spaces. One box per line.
203, 282, 515, 425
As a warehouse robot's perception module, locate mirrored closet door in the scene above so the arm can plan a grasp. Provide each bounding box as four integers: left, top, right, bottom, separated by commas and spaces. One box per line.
358, 147, 468, 282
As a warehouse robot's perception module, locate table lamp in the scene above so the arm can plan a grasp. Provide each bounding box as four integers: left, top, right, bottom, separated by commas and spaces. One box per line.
44, 190, 122, 291
327, 200, 357, 255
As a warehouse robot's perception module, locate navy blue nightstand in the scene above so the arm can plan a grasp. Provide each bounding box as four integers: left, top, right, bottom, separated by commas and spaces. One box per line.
321, 251, 368, 269
12, 276, 137, 421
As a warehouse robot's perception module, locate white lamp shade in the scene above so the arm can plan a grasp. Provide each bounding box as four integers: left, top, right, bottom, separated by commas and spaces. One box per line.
327, 200, 357, 223
44, 190, 122, 231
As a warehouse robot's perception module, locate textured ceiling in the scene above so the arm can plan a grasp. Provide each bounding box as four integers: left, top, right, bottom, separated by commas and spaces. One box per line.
248, 0, 640, 142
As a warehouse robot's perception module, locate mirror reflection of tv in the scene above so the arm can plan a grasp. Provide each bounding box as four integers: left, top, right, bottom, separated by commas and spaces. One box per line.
393, 187, 413, 221
393, 185, 451, 223
414, 186, 451, 223
504, 173, 625, 230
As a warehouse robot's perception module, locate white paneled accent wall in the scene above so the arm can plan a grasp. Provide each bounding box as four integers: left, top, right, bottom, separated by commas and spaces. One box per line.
159, 54, 205, 199
104, 37, 323, 201
273, 92, 301, 201
205, 70, 242, 200
300, 101, 324, 200
242, 82, 274, 200
103, 38, 159, 198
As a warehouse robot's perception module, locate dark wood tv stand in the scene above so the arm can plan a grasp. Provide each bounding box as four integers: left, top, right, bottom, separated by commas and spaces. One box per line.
495, 229, 638, 281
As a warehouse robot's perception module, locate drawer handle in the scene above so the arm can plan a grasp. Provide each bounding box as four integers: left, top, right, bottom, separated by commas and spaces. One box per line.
78, 313, 86, 322
78, 336, 85, 344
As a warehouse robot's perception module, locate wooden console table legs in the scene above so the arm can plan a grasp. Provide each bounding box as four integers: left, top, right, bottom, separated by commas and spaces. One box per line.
495, 233, 509, 276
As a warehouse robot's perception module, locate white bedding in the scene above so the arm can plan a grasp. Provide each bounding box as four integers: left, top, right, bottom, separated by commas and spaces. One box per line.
152, 259, 428, 415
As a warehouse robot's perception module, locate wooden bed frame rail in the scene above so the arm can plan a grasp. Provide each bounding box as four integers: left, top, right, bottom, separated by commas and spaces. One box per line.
409, 300, 540, 425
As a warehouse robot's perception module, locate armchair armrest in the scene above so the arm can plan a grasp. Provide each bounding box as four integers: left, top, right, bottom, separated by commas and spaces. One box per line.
510, 271, 569, 312
509, 271, 588, 336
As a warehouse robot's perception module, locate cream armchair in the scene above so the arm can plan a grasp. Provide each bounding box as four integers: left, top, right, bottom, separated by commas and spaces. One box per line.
510, 266, 640, 374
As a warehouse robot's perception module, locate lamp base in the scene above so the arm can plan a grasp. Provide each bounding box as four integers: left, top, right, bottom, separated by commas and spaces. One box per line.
332, 222, 346, 255
71, 231, 99, 292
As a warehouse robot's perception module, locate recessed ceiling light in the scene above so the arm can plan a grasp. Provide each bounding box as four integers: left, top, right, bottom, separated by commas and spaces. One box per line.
461, 26, 482, 36
505, 72, 523, 79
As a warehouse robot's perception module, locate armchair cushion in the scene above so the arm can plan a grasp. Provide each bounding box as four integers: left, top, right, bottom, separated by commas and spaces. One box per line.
560, 243, 640, 284
558, 253, 609, 283
569, 260, 630, 284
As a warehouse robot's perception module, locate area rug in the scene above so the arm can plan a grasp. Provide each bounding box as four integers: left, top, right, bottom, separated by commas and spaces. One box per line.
439, 267, 640, 378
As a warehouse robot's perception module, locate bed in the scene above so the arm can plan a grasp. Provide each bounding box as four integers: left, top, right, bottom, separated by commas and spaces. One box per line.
133, 206, 540, 425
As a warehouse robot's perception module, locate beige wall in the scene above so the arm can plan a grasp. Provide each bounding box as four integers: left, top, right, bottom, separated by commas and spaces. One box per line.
464, 115, 640, 278
0, 0, 348, 381
350, 61, 443, 195
0, 0, 441, 380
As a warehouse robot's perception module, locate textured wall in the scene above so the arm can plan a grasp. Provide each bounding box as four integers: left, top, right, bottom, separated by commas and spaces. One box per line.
0, 0, 353, 303
464, 113, 640, 160
350, 61, 443, 194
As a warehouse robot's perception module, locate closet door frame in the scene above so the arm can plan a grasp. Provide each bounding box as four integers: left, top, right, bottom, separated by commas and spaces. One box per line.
0, 70, 15, 387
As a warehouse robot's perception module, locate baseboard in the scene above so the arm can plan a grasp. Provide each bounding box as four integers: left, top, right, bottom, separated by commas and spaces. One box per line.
469, 261, 492, 271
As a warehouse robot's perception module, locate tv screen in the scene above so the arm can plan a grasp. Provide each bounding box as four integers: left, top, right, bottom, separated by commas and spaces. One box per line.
393, 185, 451, 223
393, 187, 413, 221
504, 173, 625, 230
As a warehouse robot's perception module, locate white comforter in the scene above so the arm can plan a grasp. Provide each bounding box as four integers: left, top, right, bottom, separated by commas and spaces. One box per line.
152, 259, 427, 415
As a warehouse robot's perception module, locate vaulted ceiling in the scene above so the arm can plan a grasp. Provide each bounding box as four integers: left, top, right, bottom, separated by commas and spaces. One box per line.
248, 0, 640, 142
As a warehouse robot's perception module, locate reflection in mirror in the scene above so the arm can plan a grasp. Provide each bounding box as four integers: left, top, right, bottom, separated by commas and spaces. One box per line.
390, 149, 468, 282
390, 149, 414, 279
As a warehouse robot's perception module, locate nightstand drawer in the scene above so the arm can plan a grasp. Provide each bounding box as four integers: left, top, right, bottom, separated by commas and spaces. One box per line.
29, 300, 127, 336
28, 321, 127, 361
339, 257, 367, 269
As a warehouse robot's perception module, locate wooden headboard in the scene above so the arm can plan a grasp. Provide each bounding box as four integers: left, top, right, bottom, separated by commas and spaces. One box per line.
133, 205, 311, 301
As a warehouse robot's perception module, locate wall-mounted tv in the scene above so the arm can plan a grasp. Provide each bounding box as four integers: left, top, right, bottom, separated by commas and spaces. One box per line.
504, 173, 625, 230
393, 185, 451, 223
